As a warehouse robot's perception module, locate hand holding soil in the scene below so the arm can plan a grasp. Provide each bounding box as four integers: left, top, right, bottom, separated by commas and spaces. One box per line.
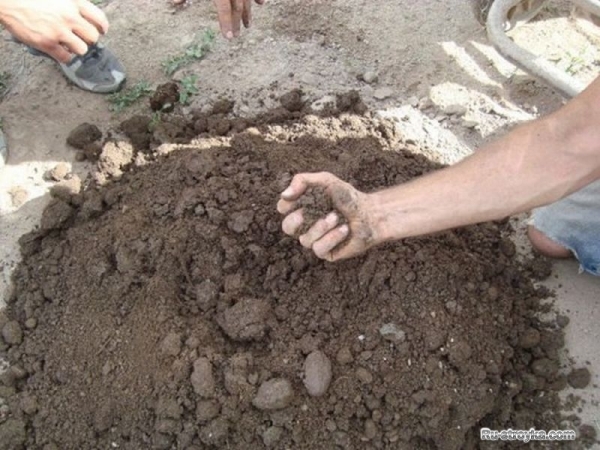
0, 0, 108, 62
213, 0, 265, 39
278, 172, 383, 261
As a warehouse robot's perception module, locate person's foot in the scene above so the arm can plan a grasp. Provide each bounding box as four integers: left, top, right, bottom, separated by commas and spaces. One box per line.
0, 127, 7, 169
527, 225, 572, 259
27, 43, 126, 94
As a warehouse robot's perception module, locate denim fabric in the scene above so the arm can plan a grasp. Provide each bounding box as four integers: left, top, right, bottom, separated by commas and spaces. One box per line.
531, 180, 600, 276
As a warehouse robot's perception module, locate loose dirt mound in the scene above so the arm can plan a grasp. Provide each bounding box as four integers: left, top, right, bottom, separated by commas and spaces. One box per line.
0, 98, 594, 449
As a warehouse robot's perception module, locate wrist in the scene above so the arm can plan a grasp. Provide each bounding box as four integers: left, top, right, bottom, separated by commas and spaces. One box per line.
366, 190, 401, 245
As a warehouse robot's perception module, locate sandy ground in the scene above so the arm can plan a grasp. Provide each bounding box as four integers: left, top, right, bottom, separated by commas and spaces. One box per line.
0, 0, 599, 441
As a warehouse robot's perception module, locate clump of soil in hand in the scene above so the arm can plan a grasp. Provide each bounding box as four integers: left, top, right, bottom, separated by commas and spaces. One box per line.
294, 187, 349, 244
150, 81, 180, 112
2, 96, 593, 449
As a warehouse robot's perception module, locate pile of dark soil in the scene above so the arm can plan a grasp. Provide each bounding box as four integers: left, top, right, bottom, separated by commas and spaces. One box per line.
0, 93, 595, 449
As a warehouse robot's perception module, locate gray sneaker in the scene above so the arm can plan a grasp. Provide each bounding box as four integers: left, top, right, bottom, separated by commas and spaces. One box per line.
60, 43, 126, 93
27, 42, 126, 94
0, 128, 7, 168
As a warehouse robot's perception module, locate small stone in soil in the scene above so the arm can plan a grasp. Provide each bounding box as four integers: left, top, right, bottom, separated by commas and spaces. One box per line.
373, 87, 394, 100
218, 298, 270, 342
190, 358, 216, 398
567, 368, 591, 389
364, 419, 378, 440
362, 71, 378, 84
1, 321, 23, 346
160, 332, 182, 357
20, 395, 38, 415
195, 280, 219, 312
303, 350, 333, 397
336, 347, 353, 365
379, 323, 406, 343
252, 378, 294, 410
262, 426, 284, 448
356, 367, 373, 384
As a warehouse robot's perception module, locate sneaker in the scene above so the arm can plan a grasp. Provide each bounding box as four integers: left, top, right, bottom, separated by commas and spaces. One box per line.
0, 127, 7, 168
26, 42, 126, 94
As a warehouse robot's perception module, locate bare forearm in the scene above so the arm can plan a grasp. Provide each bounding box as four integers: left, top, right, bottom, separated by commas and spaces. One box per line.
372, 76, 600, 242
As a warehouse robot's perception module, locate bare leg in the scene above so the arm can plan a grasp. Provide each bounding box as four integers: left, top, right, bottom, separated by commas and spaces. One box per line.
527, 225, 572, 259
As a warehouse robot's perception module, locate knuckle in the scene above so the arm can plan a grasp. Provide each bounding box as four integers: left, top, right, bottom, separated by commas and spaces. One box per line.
65, 13, 79, 26
37, 38, 54, 51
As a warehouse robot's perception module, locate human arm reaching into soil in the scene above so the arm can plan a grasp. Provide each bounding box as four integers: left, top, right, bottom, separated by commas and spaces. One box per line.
0, 0, 108, 62
214, 0, 265, 39
278, 75, 600, 262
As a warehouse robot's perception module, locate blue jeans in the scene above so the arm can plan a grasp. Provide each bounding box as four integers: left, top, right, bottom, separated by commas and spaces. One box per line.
531, 180, 600, 276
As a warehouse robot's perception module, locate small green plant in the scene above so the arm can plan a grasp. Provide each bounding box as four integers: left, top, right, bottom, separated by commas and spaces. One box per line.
162, 30, 216, 76
149, 110, 162, 130
563, 51, 587, 76
550, 48, 592, 76
108, 81, 153, 112
178, 75, 199, 105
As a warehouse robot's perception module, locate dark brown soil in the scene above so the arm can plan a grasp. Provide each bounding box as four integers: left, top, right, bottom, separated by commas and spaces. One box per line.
296, 187, 348, 238
211, 99, 235, 115
150, 82, 180, 112
280, 89, 305, 112
0, 95, 595, 449
66, 123, 102, 150
568, 368, 592, 389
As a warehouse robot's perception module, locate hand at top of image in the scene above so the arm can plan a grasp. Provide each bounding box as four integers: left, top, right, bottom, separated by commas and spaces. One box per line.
277, 172, 387, 262
0, 0, 108, 63
214, 0, 265, 39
